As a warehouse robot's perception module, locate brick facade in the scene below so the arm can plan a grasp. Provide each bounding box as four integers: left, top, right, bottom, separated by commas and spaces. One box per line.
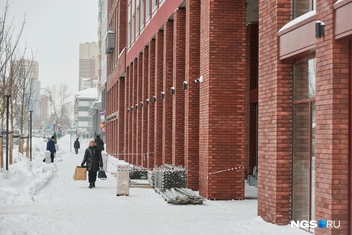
199, 0, 246, 199
147, 39, 156, 169
142, 46, 149, 168
185, 0, 200, 191
154, 30, 164, 167
258, 0, 291, 225
105, 1, 352, 234
314, 0, 350, 234
162, 20, 174, 165
172, 8, 186, 167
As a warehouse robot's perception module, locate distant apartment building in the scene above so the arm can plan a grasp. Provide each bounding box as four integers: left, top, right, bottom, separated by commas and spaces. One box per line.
79, 42, 98, 91
87, 0, 108, 139
74, 88, 98, 136
15, 59, 41, 129
40, 95, 49, 125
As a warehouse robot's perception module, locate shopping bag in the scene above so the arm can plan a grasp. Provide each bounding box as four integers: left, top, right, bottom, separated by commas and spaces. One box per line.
73, 166, 87, 181
98, 170, 107, 180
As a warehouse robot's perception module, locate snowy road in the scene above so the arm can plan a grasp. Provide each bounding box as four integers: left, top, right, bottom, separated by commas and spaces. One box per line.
0, 135, 307, 235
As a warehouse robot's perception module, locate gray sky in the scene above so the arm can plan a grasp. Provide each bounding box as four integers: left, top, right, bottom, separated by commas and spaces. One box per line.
1, 0, 98, 95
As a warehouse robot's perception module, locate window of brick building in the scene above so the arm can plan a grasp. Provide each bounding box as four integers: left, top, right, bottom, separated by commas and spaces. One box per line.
132, 0, 135, 43
293, 0, 316, 18
128, 0, 131, 48
292, 58, 316, 228
140, 0, 145, 31
152, 0, 157, 13
146, 0, 150, 23
136, 0, 140, 36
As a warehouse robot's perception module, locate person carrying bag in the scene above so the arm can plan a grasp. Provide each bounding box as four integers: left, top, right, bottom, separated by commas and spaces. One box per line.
81, 140, 103, 189
73, 166, 87, 180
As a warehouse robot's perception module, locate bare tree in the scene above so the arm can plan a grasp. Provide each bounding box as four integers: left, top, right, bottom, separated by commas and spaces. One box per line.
0, 0, 26, 132
43, 83, 73, 132
10, 54, 36, 134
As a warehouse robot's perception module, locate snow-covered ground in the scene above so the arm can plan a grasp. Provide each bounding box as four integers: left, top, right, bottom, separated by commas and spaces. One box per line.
0, 135, 307, 235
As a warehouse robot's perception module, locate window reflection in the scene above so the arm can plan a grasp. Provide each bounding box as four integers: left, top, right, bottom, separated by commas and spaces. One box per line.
293, 0, 316, 18
292, 58, 316, 228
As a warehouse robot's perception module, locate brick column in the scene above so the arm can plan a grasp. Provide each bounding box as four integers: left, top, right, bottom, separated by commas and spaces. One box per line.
162, 20, 174, 165
118, 77, 125, 160
258, 0, 291, 224
148, 39, 156, 169
136, 53, 143, 166
154, 31, 164, 167
314, 1, 349, 234
172, 8, 186, 167
106, 88, 111, 153
185, 0, 200, 190
113, 84, 117, 157
123, 68, 129, 161
128, 64, 133, 163
199, 0, 246, 200
142, 46, 149, 168
132, 58, 138, 165
125, 65, 131, 163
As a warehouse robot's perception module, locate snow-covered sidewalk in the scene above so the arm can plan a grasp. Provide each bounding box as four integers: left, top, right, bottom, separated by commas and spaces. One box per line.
0, 135, 307, 235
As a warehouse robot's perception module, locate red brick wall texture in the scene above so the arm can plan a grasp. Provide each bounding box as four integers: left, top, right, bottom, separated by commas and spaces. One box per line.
105, 1, 351, 234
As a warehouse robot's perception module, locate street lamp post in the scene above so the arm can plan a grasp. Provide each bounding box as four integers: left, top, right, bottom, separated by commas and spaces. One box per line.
29, 111, 33, 161
5, 95, 10, 171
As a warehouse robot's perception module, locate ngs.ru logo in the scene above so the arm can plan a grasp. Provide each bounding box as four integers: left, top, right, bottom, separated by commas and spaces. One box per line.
291, 220, 340, 229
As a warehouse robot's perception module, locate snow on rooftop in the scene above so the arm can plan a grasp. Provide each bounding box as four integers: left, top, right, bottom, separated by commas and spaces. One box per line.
75, 88, 97, 99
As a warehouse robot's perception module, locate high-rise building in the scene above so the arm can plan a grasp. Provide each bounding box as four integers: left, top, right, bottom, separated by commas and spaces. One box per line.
14, 59, 41, 129
79, 42, 98, 91
40, 94, 49, 125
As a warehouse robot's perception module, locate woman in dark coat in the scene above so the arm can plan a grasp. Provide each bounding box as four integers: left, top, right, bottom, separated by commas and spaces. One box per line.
81, 140, 103, 188
74, 138, 80, 154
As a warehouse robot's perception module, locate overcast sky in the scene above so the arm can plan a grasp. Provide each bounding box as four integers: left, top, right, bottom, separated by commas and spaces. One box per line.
1, 0, 98, 96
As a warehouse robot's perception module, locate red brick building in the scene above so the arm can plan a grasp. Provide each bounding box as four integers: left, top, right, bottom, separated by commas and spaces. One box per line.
104, 0, 352, 234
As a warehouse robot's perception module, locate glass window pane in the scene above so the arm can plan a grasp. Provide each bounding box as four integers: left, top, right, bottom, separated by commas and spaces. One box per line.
294, 0, 311, 18
140, 0, 144, 30
146, 0, 150, 21
293, 103, 310, 221
294, 58, 316, 100
310, 102, 316, 221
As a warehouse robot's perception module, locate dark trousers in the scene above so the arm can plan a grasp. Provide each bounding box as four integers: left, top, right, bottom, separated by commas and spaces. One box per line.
75, 148, 78, 154
88, 170, 97, 183
50, 153, 54, 163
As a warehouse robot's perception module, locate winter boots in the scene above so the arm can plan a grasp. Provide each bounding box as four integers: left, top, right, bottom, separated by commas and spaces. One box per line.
88, 182, 95, 188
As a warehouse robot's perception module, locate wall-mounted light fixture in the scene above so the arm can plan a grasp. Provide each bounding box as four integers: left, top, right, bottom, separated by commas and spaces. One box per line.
135, 104, 138, 109
182, 81, 188, 90
127, 108, 130, 112
140, 102, 143, 108
152, 96, 156, 102
146, 99, 150, 105
130, 105, 134, 111
160, 92, 165, 99
170, 87, 175, 95
316, 21, 325, 38
194, 75, 203, 83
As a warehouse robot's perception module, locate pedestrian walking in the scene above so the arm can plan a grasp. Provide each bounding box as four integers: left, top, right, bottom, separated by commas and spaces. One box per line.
46, 136, 56, 163
81, 140, 103, 189
95, 135, 104, 153
73, 138, 80, 154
